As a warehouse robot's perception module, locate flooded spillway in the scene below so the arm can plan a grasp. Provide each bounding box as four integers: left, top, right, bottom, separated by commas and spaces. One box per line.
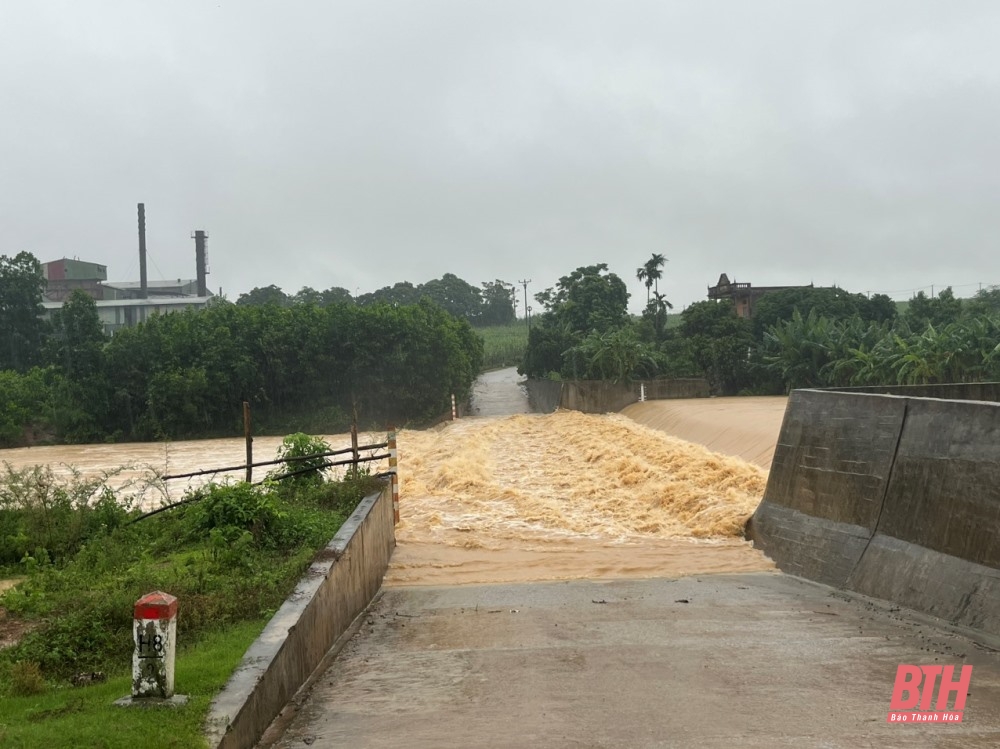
0, 368, 776, 585
388, 410, 774, 586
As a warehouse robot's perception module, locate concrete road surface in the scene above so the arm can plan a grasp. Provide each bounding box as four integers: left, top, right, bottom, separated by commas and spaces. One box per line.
266, 573, 1000, 748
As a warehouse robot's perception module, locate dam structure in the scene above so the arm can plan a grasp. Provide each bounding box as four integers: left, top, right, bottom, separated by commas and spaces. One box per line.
194, 371, 1000, 747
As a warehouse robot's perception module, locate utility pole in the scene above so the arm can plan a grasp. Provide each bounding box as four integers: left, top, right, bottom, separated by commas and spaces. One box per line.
523, 280, 531, 331
137, 203, 148, 299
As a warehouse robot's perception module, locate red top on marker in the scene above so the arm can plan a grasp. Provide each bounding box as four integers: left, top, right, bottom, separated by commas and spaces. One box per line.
134, 591, 178, 620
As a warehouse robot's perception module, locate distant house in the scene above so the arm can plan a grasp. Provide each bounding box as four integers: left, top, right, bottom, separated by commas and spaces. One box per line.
707, 273, 813, 319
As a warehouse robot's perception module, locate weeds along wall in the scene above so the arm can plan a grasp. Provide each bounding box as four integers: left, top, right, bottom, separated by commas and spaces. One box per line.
205, 481, 395, 749
750, 389, 1000, 637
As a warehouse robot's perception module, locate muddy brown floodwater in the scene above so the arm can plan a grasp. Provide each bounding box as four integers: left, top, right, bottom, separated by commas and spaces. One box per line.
0, 368, 779, 585
0, 433, 369, 509
387, 409, 775, 585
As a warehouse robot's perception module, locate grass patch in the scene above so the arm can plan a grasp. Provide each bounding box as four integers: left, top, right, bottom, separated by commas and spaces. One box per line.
477, 322, 529, 370
0, 619, 266, 749
0, 433, 383, 747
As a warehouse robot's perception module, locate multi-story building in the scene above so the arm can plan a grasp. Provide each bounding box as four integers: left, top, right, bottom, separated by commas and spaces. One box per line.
40, 259, 214, 335
707, 273, 814, 319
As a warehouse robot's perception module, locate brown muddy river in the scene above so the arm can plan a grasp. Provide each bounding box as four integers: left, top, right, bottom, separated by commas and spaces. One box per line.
0, 369, 776, 584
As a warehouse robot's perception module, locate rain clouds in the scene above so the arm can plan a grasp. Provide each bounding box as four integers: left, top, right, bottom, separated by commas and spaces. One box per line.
2, 1, 999, 311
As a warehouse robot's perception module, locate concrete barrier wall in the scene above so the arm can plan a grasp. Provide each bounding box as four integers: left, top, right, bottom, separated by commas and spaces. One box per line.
205, 483, 396, 749
524, 379, 563, 414
525, 378, 709, 414
750, 389, 1000, 637
830, 382, 1000, 402
749, 390, 905, 587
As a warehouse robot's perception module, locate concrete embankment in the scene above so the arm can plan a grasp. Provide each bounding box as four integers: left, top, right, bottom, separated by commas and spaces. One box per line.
620, 396, 787, 469
525, 377, 709, 414
750, 388, 1000, 638
205, 483, 395, 749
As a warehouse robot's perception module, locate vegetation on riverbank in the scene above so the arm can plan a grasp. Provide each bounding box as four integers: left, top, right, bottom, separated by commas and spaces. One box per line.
0, 436, 382, 746
0, 282, 483, 446
520, 260, 1000, 394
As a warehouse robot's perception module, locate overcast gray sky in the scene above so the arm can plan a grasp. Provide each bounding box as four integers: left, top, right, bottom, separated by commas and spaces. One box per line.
3, 1, 999, 314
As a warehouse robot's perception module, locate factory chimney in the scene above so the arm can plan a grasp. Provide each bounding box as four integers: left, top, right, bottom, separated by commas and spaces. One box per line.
137, 203, 148, 299
193, 230, 209, 297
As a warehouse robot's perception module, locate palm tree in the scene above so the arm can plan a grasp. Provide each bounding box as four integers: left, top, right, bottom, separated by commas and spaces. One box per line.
636, 266, 651, 304
644, 253, 667, 296
651, 291, 674, 336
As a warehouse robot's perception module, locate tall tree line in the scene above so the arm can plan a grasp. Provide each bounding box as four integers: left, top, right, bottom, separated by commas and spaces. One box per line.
520, 255, 1000, 395
0, 252, 483, 445
236, 275, 516, 327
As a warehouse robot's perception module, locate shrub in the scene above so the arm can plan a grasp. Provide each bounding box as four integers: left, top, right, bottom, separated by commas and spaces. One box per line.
183, 483, 286, 547
10, 661, 45, 696
268, 433, 332, 487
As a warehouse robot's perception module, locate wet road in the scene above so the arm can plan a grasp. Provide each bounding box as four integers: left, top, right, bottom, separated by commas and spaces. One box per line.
469, 367, 531, 416
267, 574, 1000, 748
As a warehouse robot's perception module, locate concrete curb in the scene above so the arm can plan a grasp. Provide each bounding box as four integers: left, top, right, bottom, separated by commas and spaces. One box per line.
204, 483, 395, 749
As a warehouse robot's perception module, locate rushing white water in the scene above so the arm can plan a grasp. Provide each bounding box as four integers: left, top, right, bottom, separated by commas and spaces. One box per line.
0, 369, 777, 584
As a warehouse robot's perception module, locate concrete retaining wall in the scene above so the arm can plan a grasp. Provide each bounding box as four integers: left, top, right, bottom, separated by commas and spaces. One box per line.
750, 389, 1000, 637
525, 377, 709, 414
524, 379, 563, 414
830, 381, 1000, 402
205, 483, 396, 749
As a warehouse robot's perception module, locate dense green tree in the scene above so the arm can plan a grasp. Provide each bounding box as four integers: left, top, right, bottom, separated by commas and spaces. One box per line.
356, 282, 422, 307
480, 280, 516, 326
321, 286, 355, 306
292, 286, 324, 305
519, 324, 576, 379
237, 285, 292, 307
0, 251, 46, 372
0, 368, 58, 446
751, 286, 870, 339
46, 290, 106, 379
680, 301, 755, 394
534, 264, 629, 334
905, 287, 964, 330
967, 286, 1000, 317
419, 273, 483, 322
863, 293, 898, 324
43, 290, 110, 441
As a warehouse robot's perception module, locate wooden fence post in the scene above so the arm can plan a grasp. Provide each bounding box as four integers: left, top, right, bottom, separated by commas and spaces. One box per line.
243, 401, 252, 482
451, 393, 457, 420
350, 421, 359, 476
388, 429, 399, 524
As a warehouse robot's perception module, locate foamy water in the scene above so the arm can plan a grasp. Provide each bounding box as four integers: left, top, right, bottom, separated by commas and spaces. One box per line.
387, 409, 775, 585
0, 386, 777, 584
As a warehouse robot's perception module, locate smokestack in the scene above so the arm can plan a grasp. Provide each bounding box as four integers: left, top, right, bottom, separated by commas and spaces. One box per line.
193, 230, 209, 297
137, 203, 148, 299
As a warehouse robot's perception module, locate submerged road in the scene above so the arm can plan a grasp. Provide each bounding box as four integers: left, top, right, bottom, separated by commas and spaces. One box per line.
260, 371, 1000, 747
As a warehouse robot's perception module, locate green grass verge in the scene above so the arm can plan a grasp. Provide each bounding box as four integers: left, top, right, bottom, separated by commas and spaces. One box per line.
0, 618, 266, 749
0, 435, 382, 747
